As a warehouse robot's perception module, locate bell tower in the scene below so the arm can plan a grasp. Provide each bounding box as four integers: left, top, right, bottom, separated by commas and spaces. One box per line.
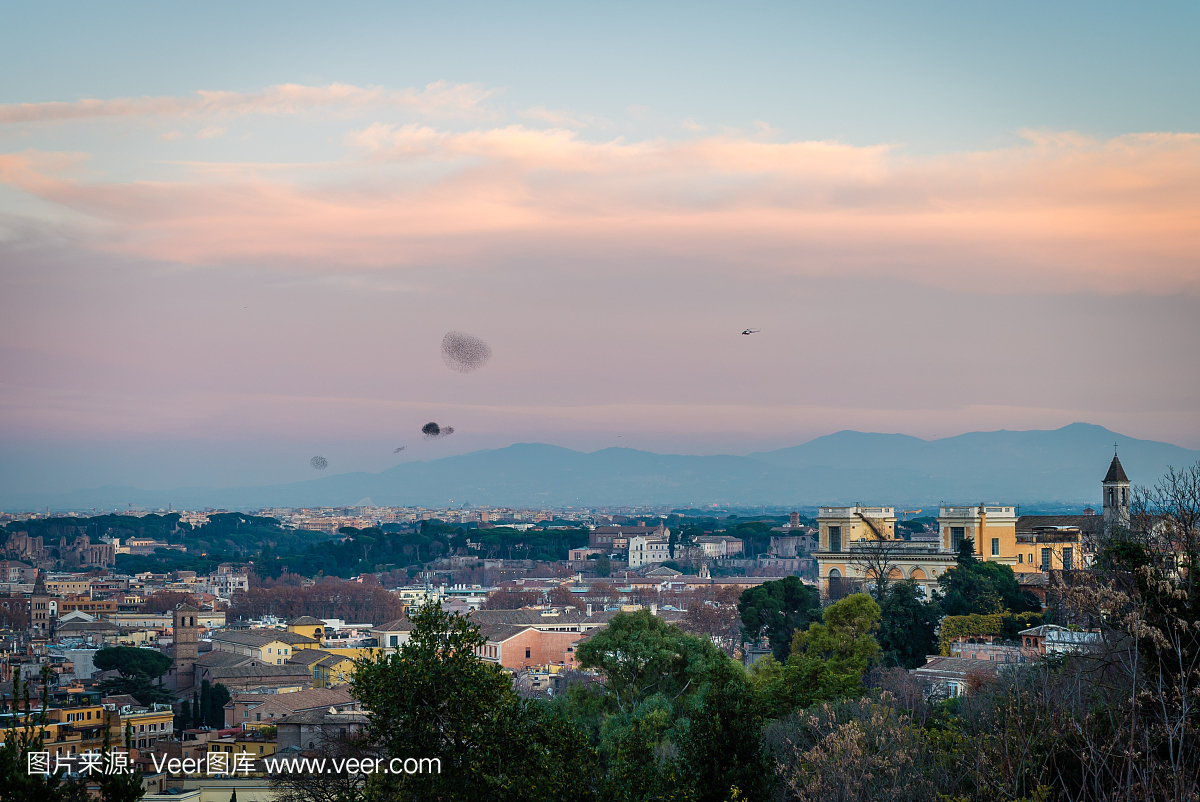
1102, 448, 1130, 529
172, 602, 200, 691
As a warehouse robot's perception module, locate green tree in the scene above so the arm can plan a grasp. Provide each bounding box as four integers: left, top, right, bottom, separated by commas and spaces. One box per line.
94, 646, 175, 706
0, 667, 86, 802
200, 681, 212, 728
768, 593, 882, 712
93, 647, 172, 679
737, 575, 820, 661
877, 580, 939, 668
351, 600, 594, 802
574, 610, 768, 802
595, 554, 611, 578
209, 683, 231, 729
94, 720, 145, 802
937, 538, 1039, 616
97, 674, 174, 707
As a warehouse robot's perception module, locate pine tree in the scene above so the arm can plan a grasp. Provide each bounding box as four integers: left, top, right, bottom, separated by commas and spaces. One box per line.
200, 681, 212, 728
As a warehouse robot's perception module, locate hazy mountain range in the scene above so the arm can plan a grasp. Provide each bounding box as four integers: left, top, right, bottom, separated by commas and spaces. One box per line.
8, 423, 1199, 512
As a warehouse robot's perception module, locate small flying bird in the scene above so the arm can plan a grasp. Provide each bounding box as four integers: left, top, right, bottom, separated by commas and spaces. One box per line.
741, 329, 760, 335
393, 446, 407, 453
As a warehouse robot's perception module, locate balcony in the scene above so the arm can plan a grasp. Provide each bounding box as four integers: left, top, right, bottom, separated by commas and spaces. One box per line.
818, 506, 895, 518
1017, 527, 1083, 544
939, 505, 1016, 518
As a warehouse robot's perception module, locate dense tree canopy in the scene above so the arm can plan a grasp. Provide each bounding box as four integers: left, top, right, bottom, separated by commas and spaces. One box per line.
569, 610, 769, 802
94, 646, 172, 678
876, 579, 939, 668
938, 538, 1040, 616
230, 580, 405, 625
737, 575, 821, 661
352, 601, 593, 802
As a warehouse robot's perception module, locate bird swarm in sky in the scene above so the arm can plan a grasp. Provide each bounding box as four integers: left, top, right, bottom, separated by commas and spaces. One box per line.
441, 331, 493, 373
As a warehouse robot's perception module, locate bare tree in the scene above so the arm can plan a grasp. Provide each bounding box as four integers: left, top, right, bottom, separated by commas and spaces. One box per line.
680, 585, 742, 656
270, 730, 375, 802
847, 538, 906, 601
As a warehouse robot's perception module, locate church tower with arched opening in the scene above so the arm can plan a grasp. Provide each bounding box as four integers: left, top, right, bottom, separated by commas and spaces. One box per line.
172, 603, 200, 691
1102, 450, 1130, 529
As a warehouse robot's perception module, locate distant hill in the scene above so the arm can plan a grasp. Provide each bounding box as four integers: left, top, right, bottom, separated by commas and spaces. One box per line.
8, 423, 1198, 511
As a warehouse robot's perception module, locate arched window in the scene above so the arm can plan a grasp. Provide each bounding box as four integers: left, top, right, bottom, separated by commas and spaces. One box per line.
828, 568, 842, 579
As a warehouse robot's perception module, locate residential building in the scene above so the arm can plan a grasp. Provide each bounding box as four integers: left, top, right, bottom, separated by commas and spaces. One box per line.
276, 708, 368, 751
209, 630, 318, 664
370, 618, 415, 649
224, 688, 358, 729
627, 536, 670, 568
1018, 625, 1102, 655
474, 623, 586, 670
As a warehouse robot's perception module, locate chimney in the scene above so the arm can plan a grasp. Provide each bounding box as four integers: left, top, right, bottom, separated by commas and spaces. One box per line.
586, 603, 593, 617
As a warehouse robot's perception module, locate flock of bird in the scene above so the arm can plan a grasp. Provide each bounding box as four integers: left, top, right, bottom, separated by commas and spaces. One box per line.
310, 327, 761, 470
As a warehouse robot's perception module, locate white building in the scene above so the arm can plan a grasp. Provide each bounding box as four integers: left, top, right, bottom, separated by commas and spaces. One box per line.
628, 536, 671, 568
694, 535, 744, 559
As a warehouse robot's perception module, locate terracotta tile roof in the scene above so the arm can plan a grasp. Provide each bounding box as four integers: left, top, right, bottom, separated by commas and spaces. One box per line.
211, 629, 319, 648
373, 618, 414, 632
228, 687, 355, 712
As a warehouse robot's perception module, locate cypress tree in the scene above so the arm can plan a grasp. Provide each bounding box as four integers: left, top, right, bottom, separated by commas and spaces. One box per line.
200, 680, 212, 728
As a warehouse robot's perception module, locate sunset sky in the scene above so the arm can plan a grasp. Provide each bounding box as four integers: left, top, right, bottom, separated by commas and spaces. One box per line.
2, 2, 1199, 496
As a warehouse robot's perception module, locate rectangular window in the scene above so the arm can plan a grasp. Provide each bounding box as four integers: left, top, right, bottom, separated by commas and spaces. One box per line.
390, 635, 398, 647
828, 526, 841, 552
525, 648, 531, 659
1063, 548, 1073, 571
951, 527, 966, 551
1018, 553, 1023, 563
1041, 548, 1053, 571
991, 538, 1000, 556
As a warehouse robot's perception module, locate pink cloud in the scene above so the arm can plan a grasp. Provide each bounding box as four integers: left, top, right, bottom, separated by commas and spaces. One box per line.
2, 122, 1198, 295
0, 81, 496, 124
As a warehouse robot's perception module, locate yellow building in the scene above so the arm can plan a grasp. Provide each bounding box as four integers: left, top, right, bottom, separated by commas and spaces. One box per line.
1, 703, 122, 759
314, 654, 357, 688
210, 630, 318, 664
938, 505, 1020, 566
46, 579, 93, 596
117, 704, 175, 749
205, 735, 278, 759
286, 616, 326, 644
287, 648, 361, 687
815, 505, 954, 600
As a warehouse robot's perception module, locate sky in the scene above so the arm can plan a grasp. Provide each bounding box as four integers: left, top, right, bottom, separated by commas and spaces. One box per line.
2, 1, 1199, 497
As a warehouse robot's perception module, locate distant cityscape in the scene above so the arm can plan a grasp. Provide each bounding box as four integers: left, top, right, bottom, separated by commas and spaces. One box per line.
3, 448, 1195, 801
